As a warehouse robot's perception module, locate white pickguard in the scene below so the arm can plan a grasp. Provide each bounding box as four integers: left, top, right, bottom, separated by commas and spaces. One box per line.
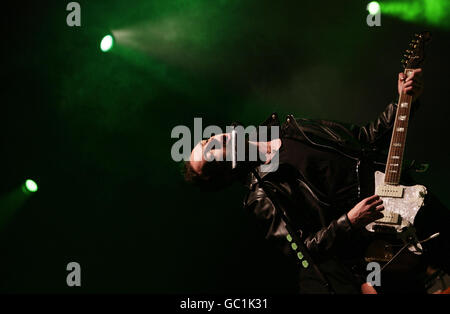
365, 171, 427, 233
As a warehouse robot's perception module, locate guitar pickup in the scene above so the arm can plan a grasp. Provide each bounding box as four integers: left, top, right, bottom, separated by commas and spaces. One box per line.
376, 185, 404, 198
377, 211, 402, 225
373, 224, 397, 233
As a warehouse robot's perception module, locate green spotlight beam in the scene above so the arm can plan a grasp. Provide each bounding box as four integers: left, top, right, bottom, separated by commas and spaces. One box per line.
0, 180, 37, 230
380, 0, 450, 29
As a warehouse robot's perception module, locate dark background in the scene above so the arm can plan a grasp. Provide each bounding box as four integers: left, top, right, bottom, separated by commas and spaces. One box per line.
1, 0, 449, 293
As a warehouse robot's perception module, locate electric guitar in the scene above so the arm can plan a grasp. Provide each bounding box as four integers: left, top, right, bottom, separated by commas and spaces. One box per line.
365, 32, 431, 256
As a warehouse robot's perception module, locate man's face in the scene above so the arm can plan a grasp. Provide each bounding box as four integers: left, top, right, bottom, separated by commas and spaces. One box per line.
189, 133, 231, 176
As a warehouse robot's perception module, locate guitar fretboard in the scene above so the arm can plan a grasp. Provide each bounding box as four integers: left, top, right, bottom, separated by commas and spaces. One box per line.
384, 69, 415, 185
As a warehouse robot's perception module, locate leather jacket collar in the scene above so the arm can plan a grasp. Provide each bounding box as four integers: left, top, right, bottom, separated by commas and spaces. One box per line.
246, 112, 366, 188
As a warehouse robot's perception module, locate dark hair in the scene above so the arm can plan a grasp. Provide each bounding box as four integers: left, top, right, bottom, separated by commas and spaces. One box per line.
183, 160, 233, 191
183, 161, 203, 185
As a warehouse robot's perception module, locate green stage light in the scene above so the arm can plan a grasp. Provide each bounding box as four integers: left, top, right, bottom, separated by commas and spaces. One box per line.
367, 1, 381, 15
24, 179, 38, 193
100, 35, 114, 52
381, 0, 450, 29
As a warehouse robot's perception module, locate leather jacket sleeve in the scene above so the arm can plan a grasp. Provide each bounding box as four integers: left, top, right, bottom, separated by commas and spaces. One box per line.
354, 102, 398, 147
352, 100, 420, 149
244, 180, 354, 259
302, 214, 353, 257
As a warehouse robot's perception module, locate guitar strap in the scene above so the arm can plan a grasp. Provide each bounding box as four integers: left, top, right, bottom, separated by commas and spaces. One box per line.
251, 169, 335, 294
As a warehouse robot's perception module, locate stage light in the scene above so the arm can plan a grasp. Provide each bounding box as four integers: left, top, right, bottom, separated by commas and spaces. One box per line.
24, 179, 38, 193
381, 0, 450, 29
100, 34, 114, 52
367, 1, 381, 15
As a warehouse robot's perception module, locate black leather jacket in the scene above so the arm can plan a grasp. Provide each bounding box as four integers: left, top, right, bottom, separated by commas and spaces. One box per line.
243, 101, 406, 293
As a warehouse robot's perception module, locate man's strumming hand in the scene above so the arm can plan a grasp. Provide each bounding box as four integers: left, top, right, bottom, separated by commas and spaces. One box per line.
347, 195, 384, 229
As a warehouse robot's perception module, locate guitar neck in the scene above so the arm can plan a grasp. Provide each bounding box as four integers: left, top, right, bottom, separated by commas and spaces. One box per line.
384, 69, 415, 185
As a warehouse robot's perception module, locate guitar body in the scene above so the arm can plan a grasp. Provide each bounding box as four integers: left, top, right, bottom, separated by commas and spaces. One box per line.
365, 171, 427, 233
363, 171, 428, 272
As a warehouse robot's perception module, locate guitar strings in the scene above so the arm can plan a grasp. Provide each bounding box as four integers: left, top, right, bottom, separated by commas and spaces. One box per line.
390, 82, 412, 184
386, 70, 413, 185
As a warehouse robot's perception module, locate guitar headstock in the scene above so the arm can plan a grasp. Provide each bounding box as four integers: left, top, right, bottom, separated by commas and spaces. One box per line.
401, 32, 431, 69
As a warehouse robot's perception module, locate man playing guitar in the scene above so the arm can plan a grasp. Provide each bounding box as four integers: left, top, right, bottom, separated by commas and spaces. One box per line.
184, 33, 449, 294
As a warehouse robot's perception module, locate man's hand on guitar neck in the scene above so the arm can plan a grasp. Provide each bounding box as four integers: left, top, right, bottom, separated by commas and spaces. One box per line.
398, 68, 423, 102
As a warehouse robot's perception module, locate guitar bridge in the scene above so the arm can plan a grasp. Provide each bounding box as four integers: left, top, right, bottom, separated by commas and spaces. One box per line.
376, 185, 404, 198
